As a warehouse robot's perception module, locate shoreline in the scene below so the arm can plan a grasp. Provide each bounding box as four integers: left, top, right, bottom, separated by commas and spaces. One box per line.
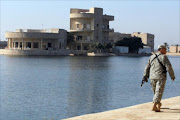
166, 53, 180, 56
64, 96, 180, 120
1, 49, 180, 56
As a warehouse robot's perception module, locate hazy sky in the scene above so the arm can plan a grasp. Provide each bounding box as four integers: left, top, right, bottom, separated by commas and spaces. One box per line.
0, 0, 179, 48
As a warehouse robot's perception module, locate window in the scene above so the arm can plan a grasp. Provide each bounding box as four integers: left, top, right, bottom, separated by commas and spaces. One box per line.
48, 43, 52, 48
77, 36, 82, 40
77, 46, 81, 50
107, 25, 109, 29
96, 36, 98, 40
83, 24, 86, 29
20, 42, 22, 48
84, 46, 88, 50
33, 42, 39, 48
26, 42, 31, 48
77, 24, 79, 28
15, 42, 18, 48
97, 24, 98, 27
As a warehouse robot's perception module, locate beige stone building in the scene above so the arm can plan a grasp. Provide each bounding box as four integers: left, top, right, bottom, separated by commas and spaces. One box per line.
131, 32, 154, 52
5, 29, 67, 50
70, 7, 114, 50
169, 45, 180, 53
109, 32, 155, 52
109, 32, 131, 42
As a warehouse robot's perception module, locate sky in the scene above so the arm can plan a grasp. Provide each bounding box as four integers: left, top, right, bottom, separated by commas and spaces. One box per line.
0, 0, 180, 48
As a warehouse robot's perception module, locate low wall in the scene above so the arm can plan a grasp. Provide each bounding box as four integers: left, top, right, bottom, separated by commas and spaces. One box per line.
0, 49, 88, 56
167, 52, 180, 56
87, 52, 110, 56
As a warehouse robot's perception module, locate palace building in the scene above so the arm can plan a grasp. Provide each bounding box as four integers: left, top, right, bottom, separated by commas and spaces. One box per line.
5, 29, 67, 50
70, 7, 114, 50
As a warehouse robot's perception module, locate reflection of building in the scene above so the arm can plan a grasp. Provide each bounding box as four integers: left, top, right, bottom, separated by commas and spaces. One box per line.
70, 7, 114, 50
0, 41, 7, 49
5, 29, 67, 50
170, 45, 180, 53
109, 32, 155, 52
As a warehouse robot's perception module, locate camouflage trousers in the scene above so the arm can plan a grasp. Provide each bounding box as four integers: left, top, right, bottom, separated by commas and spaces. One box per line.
151, 79, 166, 103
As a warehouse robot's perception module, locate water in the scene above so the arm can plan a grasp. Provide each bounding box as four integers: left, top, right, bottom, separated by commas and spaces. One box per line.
0, 55, 179, 120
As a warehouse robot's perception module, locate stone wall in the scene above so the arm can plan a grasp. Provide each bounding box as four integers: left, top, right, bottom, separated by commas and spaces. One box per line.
0, 49, 88, 56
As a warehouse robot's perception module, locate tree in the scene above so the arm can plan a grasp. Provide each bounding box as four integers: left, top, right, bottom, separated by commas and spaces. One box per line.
67, 32, 75, 49
163, 42, 169, 52
115, 37, 143, 53
104, 43, 113, 52
89, 42, 113, 53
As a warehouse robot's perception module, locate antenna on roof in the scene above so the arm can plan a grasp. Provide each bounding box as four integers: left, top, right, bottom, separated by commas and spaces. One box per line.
42, 24, 43, 29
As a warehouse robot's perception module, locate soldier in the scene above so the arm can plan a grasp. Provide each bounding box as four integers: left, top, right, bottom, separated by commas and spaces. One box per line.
142, 45, 175, 112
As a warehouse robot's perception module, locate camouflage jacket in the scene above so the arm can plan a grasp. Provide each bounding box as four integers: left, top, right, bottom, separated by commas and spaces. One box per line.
143, 52, 175, 80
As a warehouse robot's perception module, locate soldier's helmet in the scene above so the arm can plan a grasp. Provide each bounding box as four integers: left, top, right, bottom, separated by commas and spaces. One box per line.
158, 45, 166, 49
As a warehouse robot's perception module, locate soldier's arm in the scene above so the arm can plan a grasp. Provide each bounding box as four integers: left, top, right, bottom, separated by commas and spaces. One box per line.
164, 56, 175, 80
143, 57, 151, 79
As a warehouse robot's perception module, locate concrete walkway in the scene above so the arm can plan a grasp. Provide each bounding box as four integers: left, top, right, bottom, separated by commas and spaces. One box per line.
64, 96, 180, 120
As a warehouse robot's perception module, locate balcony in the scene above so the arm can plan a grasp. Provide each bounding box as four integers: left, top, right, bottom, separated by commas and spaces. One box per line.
70, 28, 93, 32
75, 39, 92, 43
103, 15, 114, 21
102, 28, 114, 32
70, 13, 94, 18
5, 32, 60, 39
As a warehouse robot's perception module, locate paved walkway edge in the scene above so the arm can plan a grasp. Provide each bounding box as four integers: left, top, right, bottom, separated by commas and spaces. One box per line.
63, 96, 180, 120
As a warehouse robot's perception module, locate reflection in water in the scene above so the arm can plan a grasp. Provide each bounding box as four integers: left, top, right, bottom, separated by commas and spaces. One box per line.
66, 57, 110, 117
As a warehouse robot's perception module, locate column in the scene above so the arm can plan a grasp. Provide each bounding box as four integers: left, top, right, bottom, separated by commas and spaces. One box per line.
18, 40, 20, 49
31, 41, 33, 49
10, 39, 12, 49
8, 39, 10, 49
41, 39, 43, 50
22, 39, 24, 50
81, 43, 83, 50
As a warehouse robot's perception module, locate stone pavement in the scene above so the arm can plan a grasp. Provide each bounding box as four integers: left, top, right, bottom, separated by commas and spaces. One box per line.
64, 96, 180, 120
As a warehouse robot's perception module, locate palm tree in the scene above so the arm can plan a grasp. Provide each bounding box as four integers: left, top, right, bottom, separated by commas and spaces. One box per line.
163, 42, 169, 52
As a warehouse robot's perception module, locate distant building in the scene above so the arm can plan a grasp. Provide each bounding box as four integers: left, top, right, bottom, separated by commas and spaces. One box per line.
138, 46, 151, 54
109, 32, 154, 52
112, 46, 129, 54
109, 32, 131, 42
0, 41, 7, 49
131, 32, 154, 52
169, 45, 180, 53
70, 7, 114, 50
5, 29, 67, 50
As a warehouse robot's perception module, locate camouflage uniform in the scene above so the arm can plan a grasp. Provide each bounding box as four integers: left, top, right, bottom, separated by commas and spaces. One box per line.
143, 52, 175, 103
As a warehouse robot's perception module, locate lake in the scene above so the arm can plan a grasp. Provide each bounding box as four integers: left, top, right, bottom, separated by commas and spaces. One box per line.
0, 55, 179, 120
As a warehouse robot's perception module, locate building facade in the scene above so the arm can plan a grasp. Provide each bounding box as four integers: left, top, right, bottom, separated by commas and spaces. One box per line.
131, 32, 154, 52
109, 32, 131, 42
170, 45, 180, 53
5, 29, 67, 50
109, 32, 155, 52
70, 7, 114, 50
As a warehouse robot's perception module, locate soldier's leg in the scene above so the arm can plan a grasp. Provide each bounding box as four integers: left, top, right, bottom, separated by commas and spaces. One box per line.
151, 79, 157, 95
153, 79, 166, 111
153, 79, 166, 104
151, 79, 159, 111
